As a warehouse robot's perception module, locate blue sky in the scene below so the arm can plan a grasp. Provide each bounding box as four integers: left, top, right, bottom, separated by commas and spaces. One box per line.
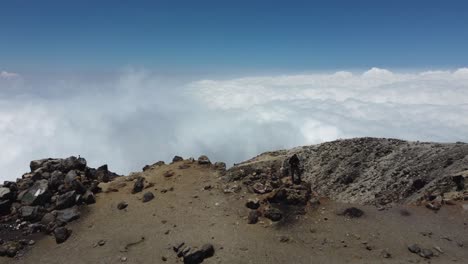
1, 0, 468, 73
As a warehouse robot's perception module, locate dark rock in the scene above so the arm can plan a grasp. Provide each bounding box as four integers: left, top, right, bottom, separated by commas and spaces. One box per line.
0, 200, 12, 216
71, 179, 87, 194
82, 190, 96, 204
214, 162, 226, 171
64, 170, 78, 185
20, 179, 50, 206
142, 192, 155, 203
20, 206, 41, 222
54, 227, 71, 244
0, 241, 21, 258
172, 156, 184, 162
264, 207, 282, 222
408, 244, 421, 254
3, 181, 17, 191
245, 198, 260, 210
61, 156, 87, 172
183, 243, 215, 264
48, 170, 64, 189
89, 181, 102, 193
142, 165, 151, 171
30, 159, 49, 171
55, 191, 77, 210
132, 177, 145, 194
197, 155, 211, 165
268, 185, 311, 205
154, 161, 165, 166
419, 248, 434, 258
55, 206, 80, 223
339, 207, 364, 218
0, 187, 14, 200
96, 164, 112, 183
40, 212, 56, 225
248, 210, 260, 224
117, 202, 128, 210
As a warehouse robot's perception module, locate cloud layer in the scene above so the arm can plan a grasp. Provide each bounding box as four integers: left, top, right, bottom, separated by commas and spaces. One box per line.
1, 68, 467, 181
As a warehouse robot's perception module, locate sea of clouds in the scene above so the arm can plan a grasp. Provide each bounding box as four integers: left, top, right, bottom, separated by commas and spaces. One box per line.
1, 68, 467, 181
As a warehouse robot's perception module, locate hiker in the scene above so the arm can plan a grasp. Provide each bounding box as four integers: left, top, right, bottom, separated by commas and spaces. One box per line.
289, 154, 301, 184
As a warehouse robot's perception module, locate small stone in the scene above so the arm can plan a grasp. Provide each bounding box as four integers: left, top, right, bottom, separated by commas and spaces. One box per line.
120, 256, 127, 262
433, 246, 443, 253
98, 240, 106, 246
338, 207, 364, 218
54, 227, 72, 244
380, 249, 391, 258
142, 192, 155, 203
245, 198, 260, 210
132, 177, 145, 194
172, 156, 184, 162
419, 248, 434, 259
248, 210, 260, 224
264, 207, 282, 222
279, 236, 290, 243
117, 202, 128, 210
408, 244, 421, 254
161, 256, 167, 261
197, 155, 211, 165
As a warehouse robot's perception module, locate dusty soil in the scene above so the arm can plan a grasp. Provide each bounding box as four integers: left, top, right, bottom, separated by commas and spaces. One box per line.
3, 159, 467, 264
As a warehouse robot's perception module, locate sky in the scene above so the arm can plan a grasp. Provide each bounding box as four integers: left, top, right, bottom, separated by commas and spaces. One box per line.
1, 1, 468, 181
1, 0, 468, 72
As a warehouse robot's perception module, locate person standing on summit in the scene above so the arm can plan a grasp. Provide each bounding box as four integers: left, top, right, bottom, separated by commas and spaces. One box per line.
289, 154, 301, 184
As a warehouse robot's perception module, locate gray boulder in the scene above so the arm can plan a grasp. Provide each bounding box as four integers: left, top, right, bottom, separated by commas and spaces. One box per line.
19, 179, 50, 206
55, 191, 77, 210
55, 206, 80, 223
197, 155, 211, 165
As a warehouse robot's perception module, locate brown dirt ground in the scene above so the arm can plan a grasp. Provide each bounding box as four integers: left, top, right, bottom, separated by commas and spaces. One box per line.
3, 160, 468, 264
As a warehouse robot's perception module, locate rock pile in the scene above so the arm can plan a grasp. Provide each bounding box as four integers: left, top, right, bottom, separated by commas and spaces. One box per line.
235, 163, 313, 224
0, 156, 120, 258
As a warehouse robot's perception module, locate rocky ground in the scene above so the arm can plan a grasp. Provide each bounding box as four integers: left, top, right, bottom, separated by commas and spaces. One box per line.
0, 138, 467, 263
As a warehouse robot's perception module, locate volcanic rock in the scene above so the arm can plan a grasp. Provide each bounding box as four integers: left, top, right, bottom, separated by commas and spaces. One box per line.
81, 190, 96, 204
245, 198, 260, 210
408, 244, 421, 253
0, 187, 14, 200
0, 200, 12, 216
172, 156, 184, 163
338, 207, 364, 218
183, 243, 215, 264
117, 202, 128, 210
197, 155, 211, 165
55, 206, 80, 223
55, 191, 77, 210
19, 179, 50, 206
264, 207, 282, 222
142, 192, 155, 203
0, 241, 21, 257
248, 210, 260, 224
132, 177, 145, 194
20, 206, 42, 222
54, 227, 71, 244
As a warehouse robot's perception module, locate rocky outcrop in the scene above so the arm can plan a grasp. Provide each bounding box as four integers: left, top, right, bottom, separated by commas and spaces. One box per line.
227, 138, 468, 206
0, 156, 120, 258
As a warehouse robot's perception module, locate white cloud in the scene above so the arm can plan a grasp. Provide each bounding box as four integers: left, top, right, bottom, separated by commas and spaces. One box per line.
0, 68, 468, 182
0, 71, 20, 79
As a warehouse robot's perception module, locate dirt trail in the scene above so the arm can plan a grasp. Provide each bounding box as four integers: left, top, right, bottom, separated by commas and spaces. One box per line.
3, 159, 467, 264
